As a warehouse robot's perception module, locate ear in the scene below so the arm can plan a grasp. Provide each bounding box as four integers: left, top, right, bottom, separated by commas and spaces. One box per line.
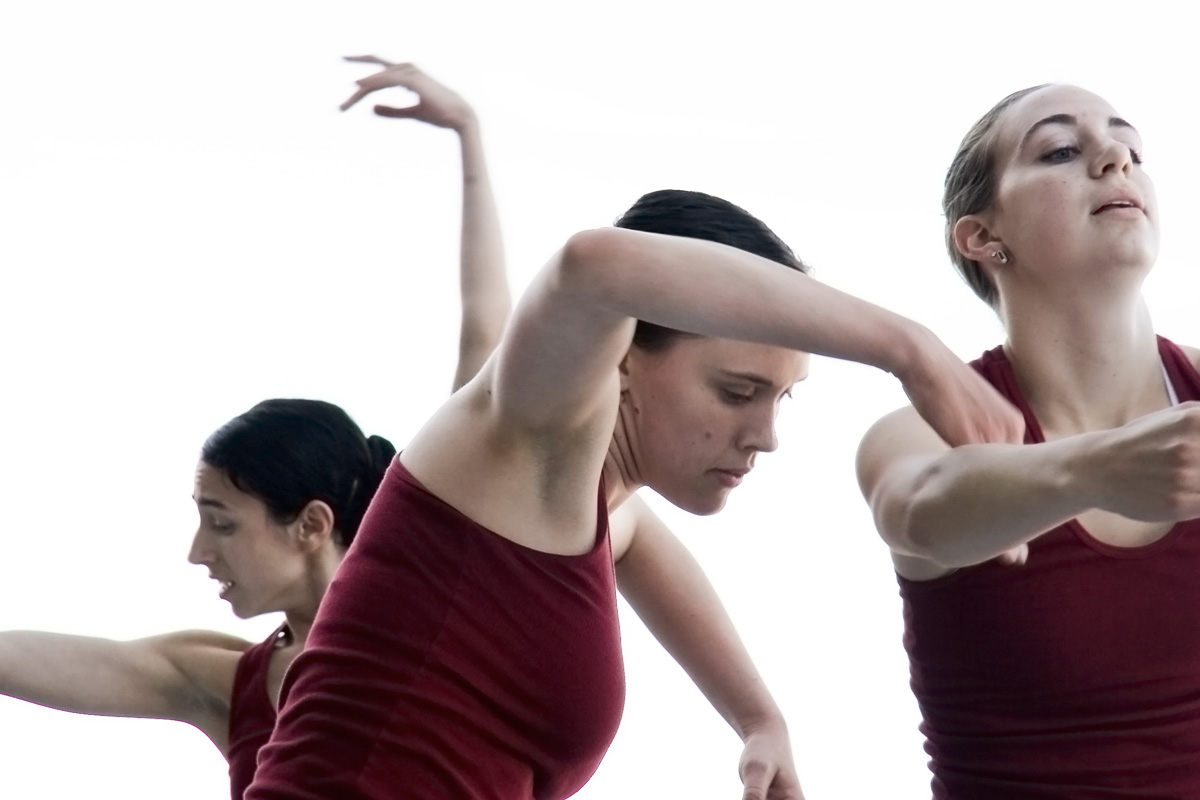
618, 349, 633, 392
953, 214, 1005, 265
292, 500, 336, 553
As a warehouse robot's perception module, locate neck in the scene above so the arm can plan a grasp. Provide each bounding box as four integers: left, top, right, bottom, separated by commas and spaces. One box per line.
603, 392, 644, 512
282, 547, 343, 647
1000, 286, 1166, 433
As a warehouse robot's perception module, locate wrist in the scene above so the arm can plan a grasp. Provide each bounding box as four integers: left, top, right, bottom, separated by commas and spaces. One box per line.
878, 316, 936, 381
735, 709, 789, 743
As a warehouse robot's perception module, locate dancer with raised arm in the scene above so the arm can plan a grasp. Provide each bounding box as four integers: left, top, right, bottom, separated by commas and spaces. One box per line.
0, 61, 509, 799
246, 71, 1022, 799
857, 84, 1200, 798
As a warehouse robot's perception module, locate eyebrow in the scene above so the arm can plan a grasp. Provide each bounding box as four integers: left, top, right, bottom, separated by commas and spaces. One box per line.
194, 497, 228, 510
717, 369, 806, 389
1020, 114, 1137, 149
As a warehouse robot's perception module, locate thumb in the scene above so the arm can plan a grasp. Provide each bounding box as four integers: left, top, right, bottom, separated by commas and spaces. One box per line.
740, 760, 772, 800
374, 103, 421, 119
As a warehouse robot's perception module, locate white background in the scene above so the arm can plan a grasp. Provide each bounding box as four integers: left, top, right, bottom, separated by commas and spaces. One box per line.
1, 1, 1196, 797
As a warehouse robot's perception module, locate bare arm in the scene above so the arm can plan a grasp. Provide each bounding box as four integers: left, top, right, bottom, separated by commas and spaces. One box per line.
613, 497, 803, 800
341, 57, 510, 392
857, 402, 1200, 573
493, 226, 1022, 447
0, 629, 246, 741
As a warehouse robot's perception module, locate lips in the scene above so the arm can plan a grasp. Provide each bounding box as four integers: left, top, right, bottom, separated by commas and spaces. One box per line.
209, 574, 235, 598
712, 468, 749, 489
1092, 195, 1143, 215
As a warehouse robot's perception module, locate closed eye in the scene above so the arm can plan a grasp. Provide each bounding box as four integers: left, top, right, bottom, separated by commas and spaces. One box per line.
721, 388, 755, 404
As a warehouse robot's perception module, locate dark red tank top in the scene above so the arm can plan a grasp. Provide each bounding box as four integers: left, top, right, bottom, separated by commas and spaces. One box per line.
246, 458, 626, 800
227, 624, 285, 799
900, 337, 1200, 799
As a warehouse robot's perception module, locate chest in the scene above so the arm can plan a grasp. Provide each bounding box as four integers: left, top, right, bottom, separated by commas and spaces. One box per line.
905, 520, 1200, 697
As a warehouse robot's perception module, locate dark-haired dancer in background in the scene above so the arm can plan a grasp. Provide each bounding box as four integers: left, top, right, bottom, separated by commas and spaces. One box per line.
247, 70, 1022, 800
0, 61, 508, 800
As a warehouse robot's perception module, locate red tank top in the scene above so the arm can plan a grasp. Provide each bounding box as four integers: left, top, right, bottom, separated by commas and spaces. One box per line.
900, 337, 1200, 799
246, 458, 626, 800
227, 624, 285, 799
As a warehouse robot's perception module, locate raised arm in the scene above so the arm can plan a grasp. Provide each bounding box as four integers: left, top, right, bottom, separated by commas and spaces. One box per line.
611, 497, 802, 800
0, 629, 246, 746
342, 57, 510, 391
494, 226, 1022, 445
857, 401, 1200, 577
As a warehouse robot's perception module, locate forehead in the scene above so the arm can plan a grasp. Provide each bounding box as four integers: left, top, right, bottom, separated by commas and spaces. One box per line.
995, 84, 1127, 155
668, 336, 810, 385
193, 461, 255, 507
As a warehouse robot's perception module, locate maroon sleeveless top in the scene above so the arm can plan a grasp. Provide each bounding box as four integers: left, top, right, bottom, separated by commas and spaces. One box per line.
246, 458, 626, 800
899, 337, 1200, 799
227, 624, 285, 799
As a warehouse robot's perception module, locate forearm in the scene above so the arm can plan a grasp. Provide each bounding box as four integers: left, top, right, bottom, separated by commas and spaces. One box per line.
617, 526, 785, 739
453, 116, 510, 391
561, 227, 930, 376
878, 438, 1096, 567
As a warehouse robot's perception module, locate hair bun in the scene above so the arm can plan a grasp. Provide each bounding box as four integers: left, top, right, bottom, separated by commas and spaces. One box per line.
366, 434, 398, 472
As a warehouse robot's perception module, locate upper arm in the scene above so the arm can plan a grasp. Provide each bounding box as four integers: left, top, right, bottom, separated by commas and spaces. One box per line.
611, 495, 708, 613
855, 406, 951, 555
0, 628, 247, 728
487, 229, 639, 433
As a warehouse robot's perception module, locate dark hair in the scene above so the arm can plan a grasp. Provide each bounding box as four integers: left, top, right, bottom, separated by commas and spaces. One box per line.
613, 189, 809, 350
943, 84, 1049, 308
201, 399, 396, 547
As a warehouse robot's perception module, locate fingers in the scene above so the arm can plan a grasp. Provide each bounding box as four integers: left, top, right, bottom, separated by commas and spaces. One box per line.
339, 86, 372, 112
343, 54, 397, 68
994, 543, 1029, 566
739, 760, 774, 800
373, 104, 421, 118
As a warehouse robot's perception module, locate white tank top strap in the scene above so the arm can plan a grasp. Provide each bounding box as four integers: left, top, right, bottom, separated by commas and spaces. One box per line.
1161, 356, 1180, 406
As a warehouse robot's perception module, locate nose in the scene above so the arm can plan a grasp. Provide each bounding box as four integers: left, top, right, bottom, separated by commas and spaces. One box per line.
187, 528, 212, 565
739, 406, 780, 454
1091, 136, 1133, 179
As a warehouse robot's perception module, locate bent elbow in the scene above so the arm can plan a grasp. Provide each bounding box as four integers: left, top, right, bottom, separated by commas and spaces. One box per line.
874, 465, 961, 567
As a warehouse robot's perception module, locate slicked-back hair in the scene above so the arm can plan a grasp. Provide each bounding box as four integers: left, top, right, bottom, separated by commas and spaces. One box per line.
201, 399, 396, 547
943, 85, 1049, 308
614, 189, 808, 351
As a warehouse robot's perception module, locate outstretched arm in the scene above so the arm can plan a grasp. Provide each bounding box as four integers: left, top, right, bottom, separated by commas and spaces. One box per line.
857, 401, 1200, 575
612, 497, 803, 800
342, 57, 511, 392
0, 629, 246, 747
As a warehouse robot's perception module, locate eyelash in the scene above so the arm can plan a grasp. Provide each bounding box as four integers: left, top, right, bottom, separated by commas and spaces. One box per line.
722, 389, 754, 404
1041, 145, 1144, 165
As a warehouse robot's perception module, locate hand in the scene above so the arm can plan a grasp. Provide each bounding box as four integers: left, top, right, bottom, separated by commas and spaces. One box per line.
1086, 402, 1200, 522
994, 543, 1029, 566
339, 56, 476, 131
738, 724, 805, 800
898, 327, 1024, 448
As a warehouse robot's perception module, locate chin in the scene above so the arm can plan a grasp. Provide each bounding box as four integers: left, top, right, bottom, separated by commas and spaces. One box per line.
669, 490, 731, 517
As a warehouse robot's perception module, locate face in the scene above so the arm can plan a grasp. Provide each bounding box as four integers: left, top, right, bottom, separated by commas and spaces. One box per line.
982, 84, 1158, 290
188, 461, 310, 619
620, 336, 809, 515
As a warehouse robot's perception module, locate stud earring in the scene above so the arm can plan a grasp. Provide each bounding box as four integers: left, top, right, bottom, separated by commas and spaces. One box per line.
992, 250, 1009, 264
